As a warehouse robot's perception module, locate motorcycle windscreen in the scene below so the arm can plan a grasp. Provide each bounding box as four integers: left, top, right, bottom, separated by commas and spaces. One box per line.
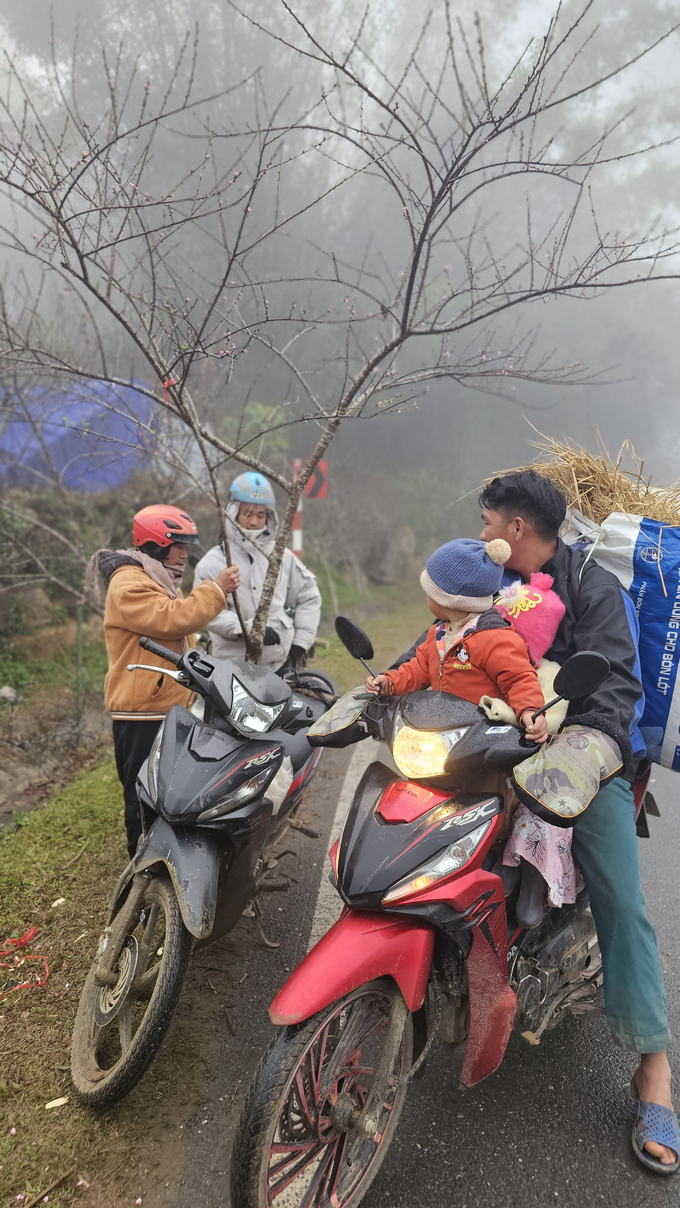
307, 686, 367, 739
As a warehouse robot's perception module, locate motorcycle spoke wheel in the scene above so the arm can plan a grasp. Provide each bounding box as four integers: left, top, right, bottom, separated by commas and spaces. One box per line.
71, 875, 192, 1109
232, 980, 413, 1208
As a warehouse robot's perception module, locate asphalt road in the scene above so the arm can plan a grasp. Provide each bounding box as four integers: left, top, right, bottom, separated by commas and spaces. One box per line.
362, 759, 680, 1208
144, 748, 680, 1208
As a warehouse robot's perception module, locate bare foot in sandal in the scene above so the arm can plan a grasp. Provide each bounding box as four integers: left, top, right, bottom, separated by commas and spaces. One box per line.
634, 1051, 677, 1167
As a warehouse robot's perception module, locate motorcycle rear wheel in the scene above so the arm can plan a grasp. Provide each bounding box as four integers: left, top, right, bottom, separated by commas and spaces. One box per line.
71, 874, 192, 1109
231, 979, 413, 1208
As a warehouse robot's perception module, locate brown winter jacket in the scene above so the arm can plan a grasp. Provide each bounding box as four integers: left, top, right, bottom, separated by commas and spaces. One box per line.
103, 565, 225, 719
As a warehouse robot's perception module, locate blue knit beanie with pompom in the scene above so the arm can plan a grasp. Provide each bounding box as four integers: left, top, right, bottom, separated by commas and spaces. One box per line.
420, 538, 511, 612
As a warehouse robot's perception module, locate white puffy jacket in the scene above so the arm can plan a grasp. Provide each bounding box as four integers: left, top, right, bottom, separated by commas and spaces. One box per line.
193, 503, 321, 667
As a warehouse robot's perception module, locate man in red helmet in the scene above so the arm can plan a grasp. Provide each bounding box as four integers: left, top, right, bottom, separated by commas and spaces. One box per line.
88, 505, 240, 855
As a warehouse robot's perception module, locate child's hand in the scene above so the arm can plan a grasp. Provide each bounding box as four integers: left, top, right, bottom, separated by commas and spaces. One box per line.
365, 674, 387, 695
521, 710, 549, 744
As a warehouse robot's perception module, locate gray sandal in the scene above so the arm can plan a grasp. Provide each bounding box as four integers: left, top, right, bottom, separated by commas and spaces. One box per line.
630, 1078, 680, 1175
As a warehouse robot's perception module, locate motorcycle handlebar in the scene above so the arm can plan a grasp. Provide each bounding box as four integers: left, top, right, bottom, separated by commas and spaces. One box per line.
138, 636, 182, 667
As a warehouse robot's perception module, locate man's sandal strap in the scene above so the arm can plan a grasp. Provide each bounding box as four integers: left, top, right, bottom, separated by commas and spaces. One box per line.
631, 1094, 680, 1175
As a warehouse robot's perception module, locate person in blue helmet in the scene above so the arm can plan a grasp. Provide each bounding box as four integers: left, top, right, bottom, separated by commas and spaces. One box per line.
193, 471, 321, 671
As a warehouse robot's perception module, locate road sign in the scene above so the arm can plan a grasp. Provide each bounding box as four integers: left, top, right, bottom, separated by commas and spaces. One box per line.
291, 459, 328, 558
292, 459, 328, 499
306, 460, 328, 499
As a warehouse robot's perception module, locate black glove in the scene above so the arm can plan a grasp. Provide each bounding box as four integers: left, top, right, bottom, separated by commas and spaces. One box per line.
263, 626, 281, 646
286, 643, 307, 671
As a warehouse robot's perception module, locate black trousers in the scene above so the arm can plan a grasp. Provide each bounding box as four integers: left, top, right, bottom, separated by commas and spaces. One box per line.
112, 719, 162, 858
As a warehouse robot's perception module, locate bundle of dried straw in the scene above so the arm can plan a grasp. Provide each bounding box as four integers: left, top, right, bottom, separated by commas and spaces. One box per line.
504, 434, 680, 526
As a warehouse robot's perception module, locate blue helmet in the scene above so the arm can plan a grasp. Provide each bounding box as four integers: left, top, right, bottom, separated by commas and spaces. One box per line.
230, 471, 275, 507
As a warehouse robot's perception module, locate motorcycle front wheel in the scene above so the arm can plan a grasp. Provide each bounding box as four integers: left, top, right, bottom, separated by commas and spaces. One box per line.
71, 874, 192, 1109
231, 979, 413, 1208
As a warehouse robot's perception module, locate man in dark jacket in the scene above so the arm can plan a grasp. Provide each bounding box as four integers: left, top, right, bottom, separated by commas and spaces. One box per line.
394, 470, 676, 1170
480, 471, 674, 1170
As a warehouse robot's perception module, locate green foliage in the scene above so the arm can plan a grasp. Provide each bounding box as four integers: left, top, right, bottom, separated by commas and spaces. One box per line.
305, 555, 368, 621
0, 651, 32, 692
396, 467, 484, 555
223, 401, 289, 462
29, 640, 108, 699
398, 467, 460, 553
0, 597, 32, 690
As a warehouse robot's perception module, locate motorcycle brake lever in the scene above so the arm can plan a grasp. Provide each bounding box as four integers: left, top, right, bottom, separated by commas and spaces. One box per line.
126, 662, 192, 686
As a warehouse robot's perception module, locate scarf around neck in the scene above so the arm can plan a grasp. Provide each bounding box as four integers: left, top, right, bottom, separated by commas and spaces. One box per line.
86, 548, 188, 651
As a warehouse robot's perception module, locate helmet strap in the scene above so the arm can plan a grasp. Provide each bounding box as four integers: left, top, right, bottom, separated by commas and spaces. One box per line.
139, 540, 170, 562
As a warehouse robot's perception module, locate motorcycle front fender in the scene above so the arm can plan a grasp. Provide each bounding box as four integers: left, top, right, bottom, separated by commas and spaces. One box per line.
111, 817, 225, 939
269, 909, 434, 1025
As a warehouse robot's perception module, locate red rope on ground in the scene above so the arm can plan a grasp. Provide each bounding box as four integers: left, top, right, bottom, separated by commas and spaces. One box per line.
0, 927, 50, 1002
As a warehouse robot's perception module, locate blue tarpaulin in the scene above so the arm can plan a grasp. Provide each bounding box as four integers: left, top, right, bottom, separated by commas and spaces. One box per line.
0, 380, 154, 492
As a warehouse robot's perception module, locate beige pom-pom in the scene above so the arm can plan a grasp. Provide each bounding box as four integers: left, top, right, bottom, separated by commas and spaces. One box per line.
485, 538, 511, 565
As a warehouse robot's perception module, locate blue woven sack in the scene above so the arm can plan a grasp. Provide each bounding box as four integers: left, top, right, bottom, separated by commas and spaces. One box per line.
565, 510, 680, 769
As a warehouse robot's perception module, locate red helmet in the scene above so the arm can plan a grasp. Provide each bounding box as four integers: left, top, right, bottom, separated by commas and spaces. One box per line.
132, 504, 199, 548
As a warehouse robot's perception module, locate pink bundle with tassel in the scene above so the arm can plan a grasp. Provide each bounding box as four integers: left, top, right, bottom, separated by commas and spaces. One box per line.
495, 572, 565, 664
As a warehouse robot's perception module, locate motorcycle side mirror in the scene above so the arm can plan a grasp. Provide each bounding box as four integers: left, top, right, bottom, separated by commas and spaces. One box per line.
531, 650, 611, 721
553, 651, 611, 701
335, 615, 377, 678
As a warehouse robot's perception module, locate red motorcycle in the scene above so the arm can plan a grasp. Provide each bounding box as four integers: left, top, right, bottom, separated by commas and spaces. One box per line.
232, 619, 653, 1208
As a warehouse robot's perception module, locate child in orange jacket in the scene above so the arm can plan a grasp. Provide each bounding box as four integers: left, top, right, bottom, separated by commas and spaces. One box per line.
367, 537, 583, 928
367, 537, 548, 744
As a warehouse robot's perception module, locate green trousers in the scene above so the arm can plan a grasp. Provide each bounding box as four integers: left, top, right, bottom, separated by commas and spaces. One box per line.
571, 776, 671, 1053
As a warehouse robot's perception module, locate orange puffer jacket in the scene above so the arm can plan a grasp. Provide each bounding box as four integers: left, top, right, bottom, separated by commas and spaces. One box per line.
385, 609, 544, 722
104, 565, 225, 719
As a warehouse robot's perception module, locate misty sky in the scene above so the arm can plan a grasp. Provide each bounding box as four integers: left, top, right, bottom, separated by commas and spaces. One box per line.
1, 0, 679, 517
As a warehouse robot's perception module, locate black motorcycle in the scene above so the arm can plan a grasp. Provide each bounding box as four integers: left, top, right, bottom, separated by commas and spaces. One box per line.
71, 637, 337, 1109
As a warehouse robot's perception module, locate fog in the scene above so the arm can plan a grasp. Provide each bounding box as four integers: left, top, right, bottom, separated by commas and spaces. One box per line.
1, 0, 679, 562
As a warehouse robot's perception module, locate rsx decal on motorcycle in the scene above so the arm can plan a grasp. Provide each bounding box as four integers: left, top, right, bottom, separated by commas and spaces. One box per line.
441, 799, 499, 829
243, 749, 279, 770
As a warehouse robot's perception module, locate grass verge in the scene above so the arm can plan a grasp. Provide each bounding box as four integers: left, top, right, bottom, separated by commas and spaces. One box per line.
310, 595, 431, 694
1, 755, 215, 1207
0, 755, 137, 1205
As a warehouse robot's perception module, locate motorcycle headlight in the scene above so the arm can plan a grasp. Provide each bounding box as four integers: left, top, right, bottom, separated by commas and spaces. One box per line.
381, 820, 491, 904
196, 765, 277, 823
229, 676, 286, 736
392, 715, 470, 778
147, 722, 165, 803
